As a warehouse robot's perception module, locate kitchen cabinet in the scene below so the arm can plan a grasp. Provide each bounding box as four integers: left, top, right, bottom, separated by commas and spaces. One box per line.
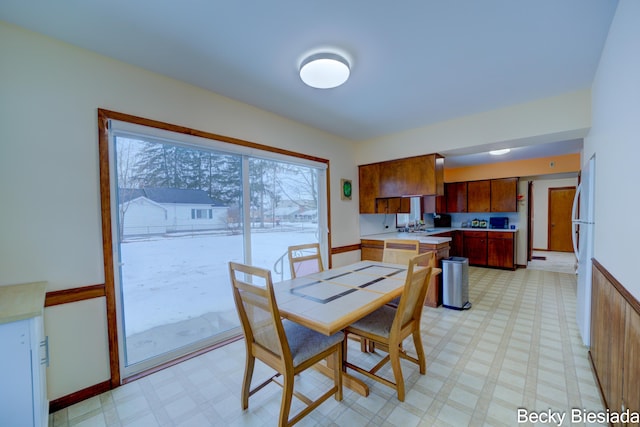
461, 231, 515, 269
422, 194, 446, 214
490, 178, 518, 212
433, 231, 463, 257
376, 197, 410, 214
358, 163, 380, 214
0, 282, 48, 427
467, 180, 491, 213
378, 154, 444, 198
445, 182, 467, 212
441, 177, 518, 213
487, 231, 515, 269
462, 231, 487, 266
360, 238, 450, 307
358, 154, 444, 214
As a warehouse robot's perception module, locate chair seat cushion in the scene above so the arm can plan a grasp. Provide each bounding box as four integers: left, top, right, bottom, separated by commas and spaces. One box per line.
347, 305, 396, 339
283, 320, 344, 367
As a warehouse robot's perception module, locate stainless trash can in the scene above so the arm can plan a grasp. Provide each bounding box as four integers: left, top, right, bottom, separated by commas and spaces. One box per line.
441, 257, 471, 310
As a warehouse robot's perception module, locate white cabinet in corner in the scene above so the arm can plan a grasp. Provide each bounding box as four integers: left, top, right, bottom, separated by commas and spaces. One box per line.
0, 282, 48, 427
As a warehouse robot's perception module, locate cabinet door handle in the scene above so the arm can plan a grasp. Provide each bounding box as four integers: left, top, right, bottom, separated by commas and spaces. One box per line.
40, 336, 50, 367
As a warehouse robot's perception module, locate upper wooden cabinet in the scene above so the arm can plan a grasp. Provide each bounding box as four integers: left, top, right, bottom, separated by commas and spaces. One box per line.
423, 194, 446, 214
376, 197, 410, 214
377, 154, 444, 198
358, 154, 444, 214
442, 177, 518, 213
490, 178, 518, 212
445, 182, 467, 212
358, 163, 380, 214
467, 180, 491, 212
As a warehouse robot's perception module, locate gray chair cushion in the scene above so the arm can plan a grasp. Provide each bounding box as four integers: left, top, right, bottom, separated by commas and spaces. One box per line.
283, 320, 344, 367
348, 305, 396, 338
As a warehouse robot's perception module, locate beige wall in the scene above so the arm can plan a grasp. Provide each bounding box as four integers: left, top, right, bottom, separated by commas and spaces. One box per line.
355, 90, 591, 165
445, 154, 580, 183
0, 22, 360, 399
585, 0, 640, 299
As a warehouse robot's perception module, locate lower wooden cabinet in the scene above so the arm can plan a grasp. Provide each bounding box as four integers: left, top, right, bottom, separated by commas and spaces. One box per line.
463, 231, 487, 266
432, 231, 463, 257
462, 231, 515, 270
360, 239, 449, 307
487, 232, 515, 269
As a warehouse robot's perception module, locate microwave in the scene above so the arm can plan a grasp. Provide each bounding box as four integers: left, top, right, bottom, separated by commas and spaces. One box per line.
489, 217, 509, 229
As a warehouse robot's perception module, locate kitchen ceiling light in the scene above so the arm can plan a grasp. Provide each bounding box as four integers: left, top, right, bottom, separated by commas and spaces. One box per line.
489, 149, 511, 156
299, 53, 350, 89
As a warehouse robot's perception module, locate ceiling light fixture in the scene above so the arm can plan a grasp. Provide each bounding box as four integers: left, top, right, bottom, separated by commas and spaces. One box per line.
299, 53, 350, 89
489, 149, 511, 156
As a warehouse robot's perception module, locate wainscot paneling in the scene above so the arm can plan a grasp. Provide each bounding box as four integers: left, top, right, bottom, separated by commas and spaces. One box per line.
590, 259, 640, 425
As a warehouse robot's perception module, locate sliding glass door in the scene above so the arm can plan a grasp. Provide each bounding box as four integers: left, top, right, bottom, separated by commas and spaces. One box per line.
108, 125, 326, 378
248, 158, 324, 282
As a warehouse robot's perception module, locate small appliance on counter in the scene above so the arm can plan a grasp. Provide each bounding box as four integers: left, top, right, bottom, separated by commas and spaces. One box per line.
470, 218, 487, 228
433, 213, 451, 228
489, 217, 510, 229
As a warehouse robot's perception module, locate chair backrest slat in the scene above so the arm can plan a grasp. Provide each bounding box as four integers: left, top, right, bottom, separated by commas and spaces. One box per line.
382, 239, 420, 265
288, 243, 324, 278
229, 262, 290, 363
393, 253, 433, 332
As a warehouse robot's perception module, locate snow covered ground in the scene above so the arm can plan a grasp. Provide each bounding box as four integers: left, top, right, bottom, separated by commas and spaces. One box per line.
120, 224, 319, 336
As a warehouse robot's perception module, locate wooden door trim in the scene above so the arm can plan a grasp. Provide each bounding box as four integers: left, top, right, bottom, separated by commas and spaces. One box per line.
547, 186, 576, 252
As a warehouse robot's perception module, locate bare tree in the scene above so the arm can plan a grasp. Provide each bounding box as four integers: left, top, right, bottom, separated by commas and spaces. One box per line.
116, 138, 141, 240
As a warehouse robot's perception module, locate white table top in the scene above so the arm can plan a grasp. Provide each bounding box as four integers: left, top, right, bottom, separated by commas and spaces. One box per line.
274, 261, 413, 336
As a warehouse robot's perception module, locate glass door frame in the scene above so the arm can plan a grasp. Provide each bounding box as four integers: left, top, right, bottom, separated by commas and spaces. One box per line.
99, 109, 331, 384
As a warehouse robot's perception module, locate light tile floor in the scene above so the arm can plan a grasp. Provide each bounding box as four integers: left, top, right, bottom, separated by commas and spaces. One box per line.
50, 259, 605, 426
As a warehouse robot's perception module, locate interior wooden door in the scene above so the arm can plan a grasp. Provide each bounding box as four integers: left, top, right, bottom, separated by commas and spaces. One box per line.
548, 187, 576, 252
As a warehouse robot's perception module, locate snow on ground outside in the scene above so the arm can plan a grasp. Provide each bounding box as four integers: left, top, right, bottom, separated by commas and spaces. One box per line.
120, 225, 319, 335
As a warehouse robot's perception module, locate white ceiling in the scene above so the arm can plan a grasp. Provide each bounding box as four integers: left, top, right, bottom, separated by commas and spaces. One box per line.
0, 0, 618, 164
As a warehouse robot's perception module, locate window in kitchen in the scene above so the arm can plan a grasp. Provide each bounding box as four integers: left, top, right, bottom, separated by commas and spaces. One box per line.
101, 113, 329, 379
396, 197, 423, 229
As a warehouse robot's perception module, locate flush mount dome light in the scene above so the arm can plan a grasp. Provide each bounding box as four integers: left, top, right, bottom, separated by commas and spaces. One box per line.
489, 149, 511, 156
299, 53, 350, 89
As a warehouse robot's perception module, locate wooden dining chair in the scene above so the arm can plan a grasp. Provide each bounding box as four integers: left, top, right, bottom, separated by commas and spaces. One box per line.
343, 252, 433, 402
383, 239, 421, 309
382, 239, 420, 264
229, 261, 343, 427
288, 243, 324, 279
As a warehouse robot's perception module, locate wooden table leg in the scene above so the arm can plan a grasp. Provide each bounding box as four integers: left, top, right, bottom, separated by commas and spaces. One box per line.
314, 358, 369, 397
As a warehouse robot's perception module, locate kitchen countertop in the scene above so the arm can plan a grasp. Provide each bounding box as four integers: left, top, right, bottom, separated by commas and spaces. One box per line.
419, 227, 518, 233
361, 232, 452, 244
0, 281, 47, 324
362, 227, 518, 244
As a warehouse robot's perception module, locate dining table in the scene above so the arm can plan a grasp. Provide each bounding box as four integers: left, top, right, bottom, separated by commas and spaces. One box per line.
273, 260, 440, 396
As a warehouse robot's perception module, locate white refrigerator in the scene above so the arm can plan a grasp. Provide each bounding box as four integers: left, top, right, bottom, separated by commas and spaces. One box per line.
572, 155, 595, 347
